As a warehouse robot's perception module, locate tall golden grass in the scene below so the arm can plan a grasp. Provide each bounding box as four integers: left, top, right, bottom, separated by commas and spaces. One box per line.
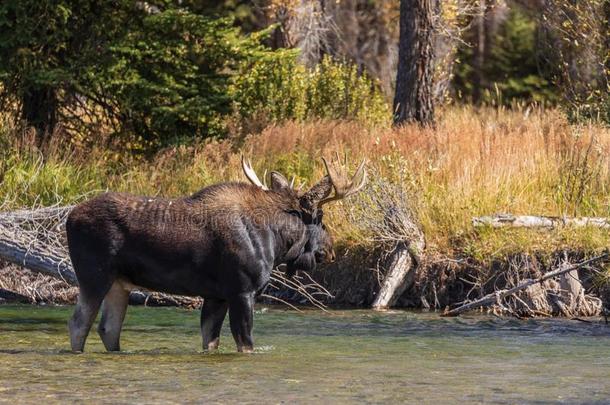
1, 106, 610, 260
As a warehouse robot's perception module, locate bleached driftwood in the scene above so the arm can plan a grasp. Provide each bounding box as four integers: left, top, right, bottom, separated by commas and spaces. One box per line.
442, 253, 608, 317
355, 172, 426, 310
372, 238, 425, 309
0, 233, 77, 284
0, 206, 77, 284
371, 243, 414, 309
473, 214, 610, 229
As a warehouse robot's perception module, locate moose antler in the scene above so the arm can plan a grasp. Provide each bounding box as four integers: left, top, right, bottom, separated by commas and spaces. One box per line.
241, 156, 268, 191
318, 155, 367, 206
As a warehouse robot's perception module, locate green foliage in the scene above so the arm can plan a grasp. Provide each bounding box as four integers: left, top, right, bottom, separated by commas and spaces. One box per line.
232, 55, 390, 125
575, 92, 610, 125
0, 1, 113, 88
105, 11, 269, 143
544, 0, 610, 124
180, 0, 261, 32
454, 6, 559, 105
0, 1, 282, 146
0, 1, 134, 130
542, 0, 610, 124
0, 1, 387, 147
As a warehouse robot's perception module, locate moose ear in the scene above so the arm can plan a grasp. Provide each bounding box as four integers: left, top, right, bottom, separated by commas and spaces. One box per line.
270, 171, 291, 192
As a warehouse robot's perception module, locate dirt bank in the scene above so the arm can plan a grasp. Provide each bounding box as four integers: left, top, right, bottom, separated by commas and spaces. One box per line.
3, 250, 608, 318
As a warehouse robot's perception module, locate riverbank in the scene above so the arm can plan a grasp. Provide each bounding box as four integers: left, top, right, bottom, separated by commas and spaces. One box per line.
2, 249, 609, 318
1, 107, 609, 313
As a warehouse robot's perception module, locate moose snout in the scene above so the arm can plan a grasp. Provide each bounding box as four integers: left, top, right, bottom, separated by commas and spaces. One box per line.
316, 248, 336, 264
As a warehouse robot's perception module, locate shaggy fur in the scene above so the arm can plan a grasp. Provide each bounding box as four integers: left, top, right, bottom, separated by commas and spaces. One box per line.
66, 179, 334, 353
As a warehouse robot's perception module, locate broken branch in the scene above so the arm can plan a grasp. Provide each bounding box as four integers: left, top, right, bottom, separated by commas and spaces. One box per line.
442, 253, 609, 317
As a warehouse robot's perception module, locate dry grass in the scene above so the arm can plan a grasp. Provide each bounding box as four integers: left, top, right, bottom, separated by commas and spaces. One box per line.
243, 106, 610, 259
2, 106, 610, 260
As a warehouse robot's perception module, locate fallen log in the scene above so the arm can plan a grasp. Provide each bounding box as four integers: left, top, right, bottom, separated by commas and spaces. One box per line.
442, 253, 609, 317
0, 234, 77, 285
0, 205, 200, 307
371, 243, 413, 309
0, 287, 31, 304
473, 214, 610, 229
372, 242, 421, 309
0, 205, 329, 308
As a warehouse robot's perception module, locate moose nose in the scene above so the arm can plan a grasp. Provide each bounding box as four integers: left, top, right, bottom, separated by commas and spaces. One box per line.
315, 249, 335, 264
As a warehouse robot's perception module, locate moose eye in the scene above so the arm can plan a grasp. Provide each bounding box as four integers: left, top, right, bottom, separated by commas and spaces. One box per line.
287, 209, 302, 218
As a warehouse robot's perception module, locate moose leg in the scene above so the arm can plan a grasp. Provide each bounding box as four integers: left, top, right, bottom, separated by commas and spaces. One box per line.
229, 293, 255, 353
69, 286, 109, 352
98, 281, 130, 352
200, 298, 229, 351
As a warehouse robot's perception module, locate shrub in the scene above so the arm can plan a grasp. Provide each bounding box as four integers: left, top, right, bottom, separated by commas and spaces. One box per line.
106, 11, 272, 144
231, 54, 390, 127
0, 2, 282, 147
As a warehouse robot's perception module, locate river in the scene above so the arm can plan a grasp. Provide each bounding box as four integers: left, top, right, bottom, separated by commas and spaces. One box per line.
0, 305, 609, 403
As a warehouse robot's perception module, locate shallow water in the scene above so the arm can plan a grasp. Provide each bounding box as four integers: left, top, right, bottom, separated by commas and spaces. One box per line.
0, 305, 609, 404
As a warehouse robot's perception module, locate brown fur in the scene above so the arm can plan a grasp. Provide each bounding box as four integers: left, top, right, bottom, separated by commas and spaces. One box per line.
66, 180, 334, 352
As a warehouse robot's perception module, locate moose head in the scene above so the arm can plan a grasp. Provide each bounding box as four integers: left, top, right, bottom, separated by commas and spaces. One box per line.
241, 155, 366, 274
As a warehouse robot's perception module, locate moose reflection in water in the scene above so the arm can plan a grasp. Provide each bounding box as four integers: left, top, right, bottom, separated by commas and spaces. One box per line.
65, 156, 366, 353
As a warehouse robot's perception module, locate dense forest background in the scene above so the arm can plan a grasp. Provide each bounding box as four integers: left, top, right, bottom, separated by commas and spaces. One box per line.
1, 0, 608, 151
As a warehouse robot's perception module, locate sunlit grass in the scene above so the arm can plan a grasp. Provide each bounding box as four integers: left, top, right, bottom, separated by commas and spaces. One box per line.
1, 106, 609, 261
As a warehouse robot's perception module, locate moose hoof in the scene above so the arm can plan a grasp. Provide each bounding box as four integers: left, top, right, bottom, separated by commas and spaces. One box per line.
237, 346, 254, 354
205, 339, 220, 351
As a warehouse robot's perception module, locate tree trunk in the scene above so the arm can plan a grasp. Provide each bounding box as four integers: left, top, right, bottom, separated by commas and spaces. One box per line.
22, 85, 58, 148
472, 0, 486, 105
602, 0, 610, 87
393, 0, 435, 126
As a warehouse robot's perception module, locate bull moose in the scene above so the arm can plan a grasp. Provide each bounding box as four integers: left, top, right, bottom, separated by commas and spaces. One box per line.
65, 157, 366, 353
